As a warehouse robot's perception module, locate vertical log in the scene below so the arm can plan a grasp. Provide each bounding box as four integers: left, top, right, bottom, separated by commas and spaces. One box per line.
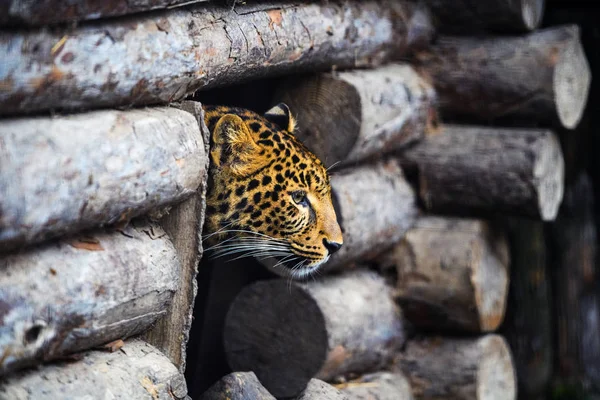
500, 219, 552, 399
548, 173, 600, 389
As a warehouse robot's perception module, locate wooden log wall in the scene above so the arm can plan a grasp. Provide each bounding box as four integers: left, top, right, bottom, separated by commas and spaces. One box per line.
0, 0, 597, 399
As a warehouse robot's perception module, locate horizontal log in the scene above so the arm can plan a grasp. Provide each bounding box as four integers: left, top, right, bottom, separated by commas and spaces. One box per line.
379, 217, 509, 332
0, 1, 433, 115
142, 101, 210, 371
297, 379, 348, 400
0, 0, 209, 26
415, 25, 590, 129
337, 372, 414, 400
395, 335, 516, 400
223, 270, 405, 398
0, 107, 206, 253
274, 64, 439, 168
397, 124, 565, 221
422, 0, 545, 33
0, 220, 180, 376
0, 340, 189, 400
200, 371, 275, 400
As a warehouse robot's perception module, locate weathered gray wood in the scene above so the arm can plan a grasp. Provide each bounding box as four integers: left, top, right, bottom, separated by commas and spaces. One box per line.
397, 124, 564, 221
395, 335, 516, 400
0, 1, 433, 115
0, 107, 206, 253
326, 160, 417, 272
379, 217, 509, 333
500, 219, 552, 398
337, 372, 414, 400
0, 220, 180, 376
200, 371, 275, 400
422, 0, 545, 33
297, 379, 349, 400
548, 173, 600, 388
415, 25, 590, 129
274, 64, 439, 168
142, 101, 210, 372
223, 270, 405, 398
0, 0, 209, 26
0, 340, 189, 400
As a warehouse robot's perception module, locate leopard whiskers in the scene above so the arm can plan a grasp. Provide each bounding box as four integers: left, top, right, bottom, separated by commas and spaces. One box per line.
205, 229, 293, 262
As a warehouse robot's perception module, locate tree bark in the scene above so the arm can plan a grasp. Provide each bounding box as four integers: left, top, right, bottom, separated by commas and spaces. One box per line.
273, 64, 439, 168
378, 217, 509, 333
337, 372, 414, 400
415, 25, 590, 129
200, 371, 276, 400
422, 0, 545, 33
297, 379, 349, 400
500, 219, 552, 398
396, 124, 565, 221
548, 173, 600, 389
0, 0, 209, 26
223, 270, 405, 398
0, 219, 180, 376
0, 107, 206, 253
0, 340, 189, 400
395, 335, 516, 400
0, 1, 433, 116
141, 101, 209, 372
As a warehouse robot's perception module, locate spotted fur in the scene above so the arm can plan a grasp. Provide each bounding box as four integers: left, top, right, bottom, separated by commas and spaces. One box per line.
202, 103, 343, 278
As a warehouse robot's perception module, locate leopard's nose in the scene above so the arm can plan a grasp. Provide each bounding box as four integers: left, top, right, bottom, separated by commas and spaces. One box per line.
323, 238, 342, 255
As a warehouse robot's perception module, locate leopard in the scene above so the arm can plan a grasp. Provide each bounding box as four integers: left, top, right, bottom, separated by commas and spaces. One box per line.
202, 103, 343, 279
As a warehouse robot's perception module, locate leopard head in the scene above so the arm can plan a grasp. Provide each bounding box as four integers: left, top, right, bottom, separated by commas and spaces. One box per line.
203, 103, 343, 278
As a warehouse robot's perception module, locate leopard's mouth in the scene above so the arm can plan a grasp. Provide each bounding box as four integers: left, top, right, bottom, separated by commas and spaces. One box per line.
258, 255, 328, 280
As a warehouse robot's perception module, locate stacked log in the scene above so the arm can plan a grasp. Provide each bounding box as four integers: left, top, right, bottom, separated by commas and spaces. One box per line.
378, 217, 510, 333
0, 340, 188, 400
413, 25, 590, 129
0, 0, 433, 115
223, 270, 405, 398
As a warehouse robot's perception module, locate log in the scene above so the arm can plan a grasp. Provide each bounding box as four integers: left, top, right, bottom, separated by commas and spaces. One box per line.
273, 64, 439, 168
223, 270, 405, 398
422, 0, 545, 33
200, 371, 276, 400
0, 107, 206, 253
297, 379, 349, 400
414, 25, 591, 129
336, 372, 414, 400
141, 101, 210, 371
0, 219, 180, 376
548, 173, 600, 388
396, 124, 565, 221
395, 335, 517, 400
0, 0, 209, 27
0, 1, 433, 115
500, 219, 552, 398
0, 340, 189, 400
378, 217, 509, 333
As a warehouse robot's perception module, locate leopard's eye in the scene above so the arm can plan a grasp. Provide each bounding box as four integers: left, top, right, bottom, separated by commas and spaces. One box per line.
291, 190, 307, 205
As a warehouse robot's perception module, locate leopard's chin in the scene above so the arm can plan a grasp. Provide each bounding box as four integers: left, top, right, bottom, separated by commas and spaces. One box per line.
258, 255, 328, 280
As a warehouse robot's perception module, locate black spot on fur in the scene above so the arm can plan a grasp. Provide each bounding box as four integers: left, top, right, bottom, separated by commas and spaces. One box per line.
218, 203, 229, 213
258, 139, 274, 147
274, 164, 283, 171
292, 155, 300, 163
251, 210, 262, 219
247, 179, 259, 190
253, 192, 262, 203
262, 176, 272, 185
235, 186, 244, 196
250, 122, 262, 132
235, 198, 248, 210
276, 174, 284, 183
259, 202, 272, 210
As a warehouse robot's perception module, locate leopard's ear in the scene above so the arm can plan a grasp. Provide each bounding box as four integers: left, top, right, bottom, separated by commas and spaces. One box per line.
264, 103, 296, 133
211, 114, 262, 177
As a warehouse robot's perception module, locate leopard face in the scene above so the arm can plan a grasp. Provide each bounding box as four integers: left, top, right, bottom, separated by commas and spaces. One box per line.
203, 103, 343, 278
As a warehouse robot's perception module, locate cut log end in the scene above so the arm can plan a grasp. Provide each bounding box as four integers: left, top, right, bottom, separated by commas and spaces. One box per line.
223, 281, 328, 398
554, 35, 591, 129
522, 0, 545, 31
477, 335, 517, 400
535, 132, 565, 221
